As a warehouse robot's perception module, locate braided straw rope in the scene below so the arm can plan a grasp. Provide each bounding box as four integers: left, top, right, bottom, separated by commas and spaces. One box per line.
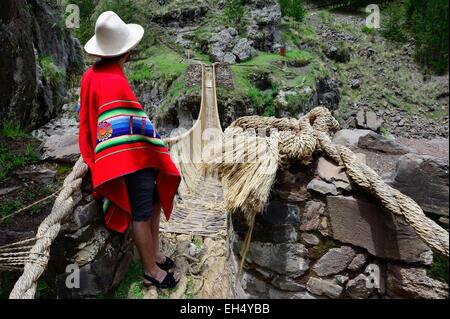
206, 107, 449, 266
8, 157, 88, 299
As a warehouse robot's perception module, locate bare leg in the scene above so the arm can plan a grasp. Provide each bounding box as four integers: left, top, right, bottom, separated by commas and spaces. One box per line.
132, 221, 166, 283
149, 203, 181, 281
150, 202, 165, 264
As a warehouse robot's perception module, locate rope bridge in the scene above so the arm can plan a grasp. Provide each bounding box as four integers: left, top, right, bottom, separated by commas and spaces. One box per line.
2, 63, 448, 298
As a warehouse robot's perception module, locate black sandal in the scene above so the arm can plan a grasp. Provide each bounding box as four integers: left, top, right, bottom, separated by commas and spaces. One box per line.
143, 272, 178, 289
157, 256, 175, 271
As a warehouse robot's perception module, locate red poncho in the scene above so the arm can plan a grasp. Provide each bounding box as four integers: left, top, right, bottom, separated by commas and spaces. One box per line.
79, 61, 181, 233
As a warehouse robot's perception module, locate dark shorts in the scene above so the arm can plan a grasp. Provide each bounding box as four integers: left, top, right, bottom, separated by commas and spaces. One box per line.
125, 168, 160, 222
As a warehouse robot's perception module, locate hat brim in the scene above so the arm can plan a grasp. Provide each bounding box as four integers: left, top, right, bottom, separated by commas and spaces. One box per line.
84, 24, 145, 58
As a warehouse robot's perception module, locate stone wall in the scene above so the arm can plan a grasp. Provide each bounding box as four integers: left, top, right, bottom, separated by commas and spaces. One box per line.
229, 154, 449, 299
46, 172, 133, 299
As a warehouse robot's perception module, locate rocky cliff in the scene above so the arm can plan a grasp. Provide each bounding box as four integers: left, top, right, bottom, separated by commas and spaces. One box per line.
0, 0, 82, 131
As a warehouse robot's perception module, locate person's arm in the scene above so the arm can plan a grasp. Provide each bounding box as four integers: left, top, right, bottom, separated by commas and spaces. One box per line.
78, 78, 96, 173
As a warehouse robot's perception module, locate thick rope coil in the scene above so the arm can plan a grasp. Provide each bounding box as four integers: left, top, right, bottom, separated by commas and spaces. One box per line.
205, 107, 449, 272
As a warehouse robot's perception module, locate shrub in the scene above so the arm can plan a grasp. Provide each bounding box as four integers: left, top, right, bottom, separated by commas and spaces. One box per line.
39, 56, 66, 86
279, 0, 307, 22
362, 25, 375, 34
224, 0, 246, 29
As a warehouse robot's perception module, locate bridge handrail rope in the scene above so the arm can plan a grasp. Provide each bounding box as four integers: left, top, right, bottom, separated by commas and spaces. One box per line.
4, 63, 214, 298
3, 62, 448, 298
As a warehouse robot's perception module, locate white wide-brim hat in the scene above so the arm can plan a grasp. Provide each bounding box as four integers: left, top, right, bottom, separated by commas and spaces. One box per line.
84, 11, 144, 57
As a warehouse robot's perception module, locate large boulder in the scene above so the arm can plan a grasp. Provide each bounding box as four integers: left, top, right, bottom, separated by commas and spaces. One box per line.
358, 132, 413, 155
0, 0, 82, 131
39, 133, 80, 164
327, 196, 432, 265
208, 28, 238, 63
232, 38, 256, 62
389, 154, 449, 217
246, 2, 281, 50
333, 129, 371, 148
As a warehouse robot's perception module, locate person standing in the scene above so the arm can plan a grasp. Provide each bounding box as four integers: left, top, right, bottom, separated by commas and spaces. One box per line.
79, 11, 181, 289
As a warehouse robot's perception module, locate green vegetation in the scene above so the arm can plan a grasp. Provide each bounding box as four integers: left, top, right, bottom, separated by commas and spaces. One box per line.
128, 62, 152, 83
39, 56, 66, 86
406, 0, 449, 74
380, 0, 449, 74
185, 276, 196, 299
224, 0, 246, 30
428, 254, 449, 284
1, 122, 27, 139
279, 0, 307, 22
230, 48, 324, 116
381, 2, 408, 42
318, 10, 332, 23
127, 45, 188, 83
361, 25, 375, 34
0, 137, 39, 182
0, 199, 22, 219
114, 261, 144, 299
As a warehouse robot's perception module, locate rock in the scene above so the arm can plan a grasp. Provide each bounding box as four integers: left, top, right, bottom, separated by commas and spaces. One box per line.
327, 196, 432, 265
300, 201, 325, 231
313, 246, 356, 277
439, 217, 449, 227
209, 28, 238, 62
0, 186, 20, 196
307, 179, 339, 196
15, 165, 56, 184
72, 226, 110, 266
272, 225, 298, 243
39, 133, 80, 164
386, 264, 448, 299
0, 0, 83, 131
307, 277, 343, 298
351, 79, 360, 89
271, 275, 306, 292
246, 3, 281, 50
365, 111, 383, 131
333, 129, 371, 148
356, 110, 366, 128
73, 201, 99, 229
335, 275, 349, 285
346, 274, 374, 299
325, 45, 350, 63
389, 154, 449, 217
232, 38, 255, 62
240, 271, 268, 297
223, 52, 237, 64
268, 287, 318, 299
236, 241, 309, 277
301, 233, 320, 246
348, 253, 368, 271
358, 132, 412, 155
262, 201, 300, 225
317, 157, 350, 184
308, 78, 340, 111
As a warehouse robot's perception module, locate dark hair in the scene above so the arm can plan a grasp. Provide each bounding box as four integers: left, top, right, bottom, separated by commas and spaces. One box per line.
100, 52, 129, 63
